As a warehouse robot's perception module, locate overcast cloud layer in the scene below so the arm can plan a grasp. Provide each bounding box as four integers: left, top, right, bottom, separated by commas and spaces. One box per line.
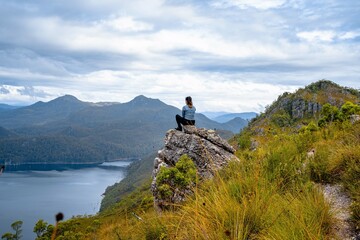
0, 0, 359, 112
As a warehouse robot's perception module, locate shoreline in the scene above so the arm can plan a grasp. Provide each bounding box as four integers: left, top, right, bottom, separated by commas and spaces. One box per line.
2, 159, 138, 172
0, 161, 128, 240
2, 158, 139, 166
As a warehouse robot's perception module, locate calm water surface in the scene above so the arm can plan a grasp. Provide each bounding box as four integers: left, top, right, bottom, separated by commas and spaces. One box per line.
0, 161, 132, 240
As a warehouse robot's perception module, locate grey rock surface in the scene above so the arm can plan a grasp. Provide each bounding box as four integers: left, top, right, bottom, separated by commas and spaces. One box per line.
151, 125, 239, 210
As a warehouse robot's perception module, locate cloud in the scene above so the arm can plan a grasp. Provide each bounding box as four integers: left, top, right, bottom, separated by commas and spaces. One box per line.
0, 85, 53, 105
0, 0, 359, 111
0, 85, 10, 94
17, 86, 51, 98
0, 49, 71, 77
212, 0, 287, 10
297, 30, 337, 42
297, 29, 360, 42
96, 16, 154, 32
339, 31, 360, 40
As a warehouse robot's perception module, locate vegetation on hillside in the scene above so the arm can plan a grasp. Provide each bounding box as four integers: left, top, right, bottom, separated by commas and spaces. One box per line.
0, 136, 109, 164
0, 95, 244, 164
22, 100, 359, 239
1, 220, 23, 240
2, 80, 359, 239
155, 154, 197, 210
101, 153, 156, 211
0, 133, 153, 164
253, 80, 360, 128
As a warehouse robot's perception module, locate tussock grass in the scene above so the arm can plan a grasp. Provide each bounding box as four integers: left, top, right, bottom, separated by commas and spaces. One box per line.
36, 120, 359, 239
136, 145, 333, 240
309, 123, 360, 229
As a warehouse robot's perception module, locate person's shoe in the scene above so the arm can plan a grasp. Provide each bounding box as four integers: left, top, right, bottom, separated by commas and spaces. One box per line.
175, 127, 182, 131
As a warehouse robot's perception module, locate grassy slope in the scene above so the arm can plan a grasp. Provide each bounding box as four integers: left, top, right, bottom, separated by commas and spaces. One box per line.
100, 153, 156, 211
24, 81, 360, 239
30, 116, 359, 240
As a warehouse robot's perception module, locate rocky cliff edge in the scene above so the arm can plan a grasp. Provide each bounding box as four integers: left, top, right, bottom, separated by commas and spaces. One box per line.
151, 125, 239, 210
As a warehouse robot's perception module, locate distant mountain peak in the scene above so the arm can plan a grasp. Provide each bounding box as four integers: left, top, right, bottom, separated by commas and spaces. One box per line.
129, 95, 163, 106
44, 95, 89, 108
132, 95, 151, 101
53, 95, 81, 102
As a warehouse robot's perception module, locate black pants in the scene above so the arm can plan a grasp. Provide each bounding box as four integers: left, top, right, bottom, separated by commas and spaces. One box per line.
176, 114, 195, 130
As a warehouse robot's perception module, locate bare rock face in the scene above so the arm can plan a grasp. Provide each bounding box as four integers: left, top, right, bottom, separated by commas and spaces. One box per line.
151, 125, 239, 210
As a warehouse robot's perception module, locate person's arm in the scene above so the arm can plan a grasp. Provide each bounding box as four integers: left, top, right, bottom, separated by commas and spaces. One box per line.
182, 106, 186, 118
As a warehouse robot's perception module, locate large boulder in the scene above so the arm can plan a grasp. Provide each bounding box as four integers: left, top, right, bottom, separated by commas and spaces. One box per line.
151, 125, 239, 210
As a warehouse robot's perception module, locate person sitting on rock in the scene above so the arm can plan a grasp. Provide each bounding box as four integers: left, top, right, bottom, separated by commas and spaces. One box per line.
176, 96, 196, 131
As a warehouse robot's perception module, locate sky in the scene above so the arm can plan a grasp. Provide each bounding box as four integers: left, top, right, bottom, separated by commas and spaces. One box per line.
0, 0, 359, 112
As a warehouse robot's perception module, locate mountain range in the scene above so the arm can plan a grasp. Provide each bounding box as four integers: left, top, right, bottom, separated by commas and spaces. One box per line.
0, 104, 20, 112
213, 112, 257, 123
0, 95, 248, 164
201, 111, 257, 122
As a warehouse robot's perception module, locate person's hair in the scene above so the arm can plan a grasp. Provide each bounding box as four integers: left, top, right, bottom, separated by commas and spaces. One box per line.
185, 96, 193, 108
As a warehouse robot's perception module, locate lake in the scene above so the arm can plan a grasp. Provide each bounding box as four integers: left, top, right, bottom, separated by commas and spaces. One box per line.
0, 161, 133, 240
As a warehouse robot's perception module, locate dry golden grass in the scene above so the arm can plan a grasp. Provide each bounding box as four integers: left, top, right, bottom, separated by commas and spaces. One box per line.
41, 121, 359, 240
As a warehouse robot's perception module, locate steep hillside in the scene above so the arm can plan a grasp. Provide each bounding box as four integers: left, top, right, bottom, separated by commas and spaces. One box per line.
25, 80, 360, 239
251, 80, 360, 131
100, 153, 156, 211
0, 127, 17, 138
0, 136, 112, 163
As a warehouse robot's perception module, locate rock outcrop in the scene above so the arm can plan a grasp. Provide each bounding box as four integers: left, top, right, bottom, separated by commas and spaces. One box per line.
151, 126, 239, 210
265, 81, 360, 121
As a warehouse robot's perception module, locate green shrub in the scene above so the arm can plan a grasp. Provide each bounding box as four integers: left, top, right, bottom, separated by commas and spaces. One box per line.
2, 220, 23, 240
156, 155, 197, 204
294, 130, 319, 153
158, 184, 172, 198
318, 118, 327, 128
340, 101, 360, 119
319, 102, 360, 127
271, 111, 291, 127
238, 129, 252, 150
306, 121, 319, 132
33, 220, 48, 239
